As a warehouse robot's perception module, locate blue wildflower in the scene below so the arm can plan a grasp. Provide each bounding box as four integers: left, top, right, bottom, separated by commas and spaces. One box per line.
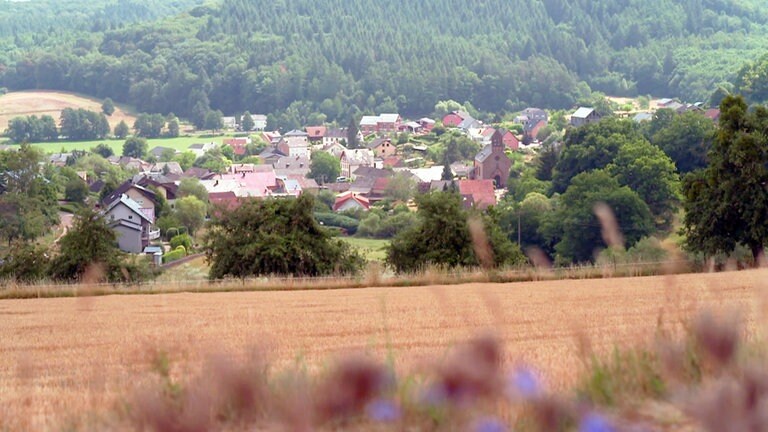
507, 367, 542, 399
366, 399, 401, 422
579, 413, 616, 432
472, 417, 508, 432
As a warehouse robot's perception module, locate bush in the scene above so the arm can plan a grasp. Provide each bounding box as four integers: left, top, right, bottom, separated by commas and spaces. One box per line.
162, 247, 187, 264
314, 212, 360, 235
0, 243, 50, 282
170, 234, 193, 252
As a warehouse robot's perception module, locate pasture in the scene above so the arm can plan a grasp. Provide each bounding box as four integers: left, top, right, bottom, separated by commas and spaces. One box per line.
0, 90, 136, 132
0, 269, 765, 430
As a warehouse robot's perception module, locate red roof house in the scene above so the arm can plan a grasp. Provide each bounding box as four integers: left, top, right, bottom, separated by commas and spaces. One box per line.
333, 191, 371, 212
305, 126, 327, 142
458, 179, 497, 210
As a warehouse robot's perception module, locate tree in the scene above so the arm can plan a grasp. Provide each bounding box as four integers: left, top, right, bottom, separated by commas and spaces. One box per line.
204, 110, 224, 132
91, 143, 114, 158
49, 207, 124, 282
347, 116, 359, 149
548, 170, 654, 263
175, 196, 207, 235
64, 177, 88, 203
204, 194, 365, 278
384, 172, 416, 202
441, 163, 453, 181
173, 151, 197, 172
386, 191, 524, 273
307, 151, 341, 184
102, 97, 115, 116
114, 120, 130, 139
177, 177, 209, 202
650, 111, 715, 173
498, 192, 554, 256
241, 110, 255, 131
167, 116, 180, 138
122, 137, 148, 158
133, 113, 165, 138
682, 95, 768, 262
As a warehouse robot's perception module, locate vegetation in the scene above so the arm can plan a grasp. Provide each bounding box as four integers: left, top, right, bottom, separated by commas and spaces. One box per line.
2, 0, 767, 129
204, 194, 365, 278
307, 151, 340, 184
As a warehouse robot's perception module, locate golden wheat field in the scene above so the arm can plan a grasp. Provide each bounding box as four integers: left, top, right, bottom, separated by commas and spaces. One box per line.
1, 269, 767, 430
0, 90, 136, 132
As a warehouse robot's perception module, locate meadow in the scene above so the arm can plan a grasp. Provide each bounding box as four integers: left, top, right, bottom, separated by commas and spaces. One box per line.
0, 269, 765, 430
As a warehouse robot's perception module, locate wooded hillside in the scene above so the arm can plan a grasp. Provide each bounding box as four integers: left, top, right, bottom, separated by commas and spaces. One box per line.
1, 0, 767, 126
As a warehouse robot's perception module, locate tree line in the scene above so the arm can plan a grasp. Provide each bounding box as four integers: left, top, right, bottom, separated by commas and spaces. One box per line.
1, 0, 767, 130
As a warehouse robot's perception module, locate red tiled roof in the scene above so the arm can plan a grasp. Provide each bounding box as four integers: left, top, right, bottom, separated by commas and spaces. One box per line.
306, 126, 327, 138
209, 191, 242, 212
458, 179, 496, 210
332, 191, 370, 211
372, 177, 391, 194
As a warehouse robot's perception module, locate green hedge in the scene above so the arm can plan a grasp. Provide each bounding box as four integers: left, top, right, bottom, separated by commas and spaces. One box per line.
314, 212, 359, 235
162, 246, 187, 264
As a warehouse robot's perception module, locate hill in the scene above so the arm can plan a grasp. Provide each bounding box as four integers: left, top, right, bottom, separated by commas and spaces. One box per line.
0, 90, 136, 132
1, 0, 767, 128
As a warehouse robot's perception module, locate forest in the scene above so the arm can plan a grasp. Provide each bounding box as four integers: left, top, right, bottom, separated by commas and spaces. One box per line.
1, 0, 768, 128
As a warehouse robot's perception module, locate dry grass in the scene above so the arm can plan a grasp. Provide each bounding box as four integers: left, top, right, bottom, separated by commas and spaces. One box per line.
0, 269, 766, 430
0, 90, 136, 132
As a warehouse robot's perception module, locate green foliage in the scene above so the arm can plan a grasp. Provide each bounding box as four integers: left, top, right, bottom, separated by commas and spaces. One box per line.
5, 115, 58, 143
434, 130, 480, 165
64, 177, 88, 204
307, 151, 341, 184
498, 192, 555, 256
384, 172, 416, 202
173, 151, 196, 171
134, 113, 166, 138
122, 137, 148, 158
0, 242, 50, 282
177, 177, 209, 202
59, 108, 109, 140
547, 171, 654, 264
314, 212, 359, 235
204, 110, 224, 132
357, 209, 417, 239
241, 111, 255, 131
91, 143, 114, 158
114, 120, 130, 139
193, 147, 230, 173
386, 191, 524, 273
175, 196, 207, 235
49, 207, 126, 282
170, 234, 193, 251
204, 194, 365, 278
101, 98, 115, 116
682, 95, 768, 261
166, 116, 180, 138
163, 246, 187, 264
648, 111, 715, 174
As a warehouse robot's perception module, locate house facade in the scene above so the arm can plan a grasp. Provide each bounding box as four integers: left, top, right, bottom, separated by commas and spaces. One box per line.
105, 195, 160, 254
473, 129, 512, 188
340, 149, 375, 178
367, 137, 397, 158
570, 107, 602, 127
277, 130, 310, 158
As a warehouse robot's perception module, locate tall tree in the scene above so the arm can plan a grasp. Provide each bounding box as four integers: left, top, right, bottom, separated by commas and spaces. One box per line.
241, 110, 255, 131
347, 116, 359, 149
307, 151, 341, 184
101, 97, 115, 116
122, 137, 148, 158
682, 95, 768, 262
114, 120, 130, 139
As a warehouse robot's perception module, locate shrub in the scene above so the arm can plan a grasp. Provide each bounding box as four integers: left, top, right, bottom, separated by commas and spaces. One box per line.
170, 234, 193, 252
314, 212, 360, 235
0, 243, 50, 282
162, 246, 187, 264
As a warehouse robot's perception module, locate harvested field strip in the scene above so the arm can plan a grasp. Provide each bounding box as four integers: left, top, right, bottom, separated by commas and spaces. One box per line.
0, 269, 766, 430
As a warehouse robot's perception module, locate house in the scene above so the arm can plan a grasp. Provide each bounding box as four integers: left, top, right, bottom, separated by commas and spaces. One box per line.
222, 116, 237, 129
149, 146, 177, 160
522, 120, 545, 144
258, 146, 287, 166
49, 153, 71, 167
115, 156, 151, 172
240, 114, 267, 131
399, 121, 423, 134
274, 155, 311, 178
633, 112, 653, 123
705, 108, 721, 123
333, 191, 370, 212
418, 118, 436, 132
442, 111, 471, 128
473, 129, 512, 188
275, 176, 303, 197
382, 155, 405, 168
102, 181, 158, 221
182, 167, 217, 180
397, 166, 445, 183
359, 116, 379, 135
458, 179, 497, 210
224, 137, 252, 157
570, 107, 602, 127
377, 113, 401, 133
656, 98, 675, 108
201, 169, 279, 198
501, 128, 521, 150
517, 108, 548, 125
188, 142, 218, 158
277, 130, 310, 158
135, 176, 180, 207
323, 128, 350, 147
450, 162, 473, 178
230, 163, 256, 174
261, 131, 282, 146
322, 142, 348, 159
340, 149, 375, 178
305, 126, 327, 143
104, 194, 159, 254
367, 137, 397, 158
286, 175, 319, 192
150, 162, 183, 176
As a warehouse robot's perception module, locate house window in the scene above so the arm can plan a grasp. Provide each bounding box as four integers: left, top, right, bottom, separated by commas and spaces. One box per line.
129, 215, 133, 220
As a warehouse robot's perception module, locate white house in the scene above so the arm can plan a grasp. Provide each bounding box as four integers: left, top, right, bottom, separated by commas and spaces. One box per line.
104, 195, 160, 254
187, 142, 218, 158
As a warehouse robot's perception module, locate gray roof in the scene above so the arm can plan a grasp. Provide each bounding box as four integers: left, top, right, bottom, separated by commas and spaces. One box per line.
284, 129, 308, 137
633, 112, 653, 123
572, 107, 595, 119
105, 194, 152, 224
475, 144, 494, 163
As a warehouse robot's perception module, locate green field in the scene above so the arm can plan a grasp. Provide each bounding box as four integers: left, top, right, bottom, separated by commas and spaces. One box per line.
18, 135, 236, 155
341, 237, 390, 262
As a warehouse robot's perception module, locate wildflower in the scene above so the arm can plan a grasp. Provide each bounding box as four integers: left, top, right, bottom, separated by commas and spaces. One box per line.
366, 398, 401, 422
507, 366, 542, 400
579, 413, 616, 432
472, 417, 508, 432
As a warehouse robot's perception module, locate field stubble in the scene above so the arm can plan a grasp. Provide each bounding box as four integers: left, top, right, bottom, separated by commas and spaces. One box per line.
0, 269, 766, 430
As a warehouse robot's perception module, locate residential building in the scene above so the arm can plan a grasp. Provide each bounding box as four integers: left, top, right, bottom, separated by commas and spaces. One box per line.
104, 194, 160, 253
458, 179, 497, 210
277, 130, 310, 158
305, 126, 327, 143
102, 181, 158, 221
222, 116, 237, 129
377, 113, 401, 133
340, 149, 375, 178
359, 116, 379, 135
188, 142, 218, 158
473, 129, 512, 188
367, 137, 397, 158
149, 146, 177, 160
333, 191, 370, 212
442, 111, 471, 128
569, 107, 602, 127
323, 128, 351, 147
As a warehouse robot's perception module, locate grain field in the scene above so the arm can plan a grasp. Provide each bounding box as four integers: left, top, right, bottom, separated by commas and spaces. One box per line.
0, 269, 766, 430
